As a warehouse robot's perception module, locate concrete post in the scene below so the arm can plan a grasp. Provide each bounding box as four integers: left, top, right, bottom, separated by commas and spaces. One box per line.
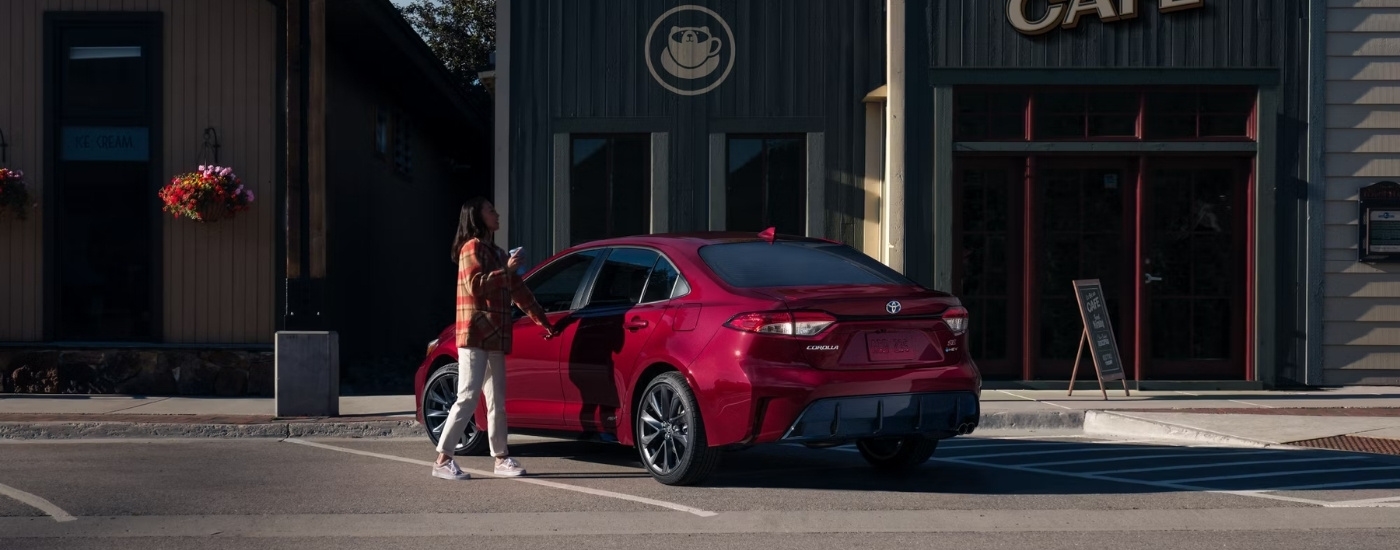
275, 331, 339, 417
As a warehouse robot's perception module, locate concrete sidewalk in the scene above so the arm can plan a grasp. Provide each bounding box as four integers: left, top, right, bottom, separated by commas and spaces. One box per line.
1, 387, 1398, 453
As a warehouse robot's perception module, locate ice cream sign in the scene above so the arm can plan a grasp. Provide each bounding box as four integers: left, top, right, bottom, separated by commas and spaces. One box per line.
1007, 0, 1205, 36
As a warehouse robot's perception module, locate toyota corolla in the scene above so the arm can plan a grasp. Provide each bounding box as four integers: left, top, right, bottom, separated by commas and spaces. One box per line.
414, 230, 982, 485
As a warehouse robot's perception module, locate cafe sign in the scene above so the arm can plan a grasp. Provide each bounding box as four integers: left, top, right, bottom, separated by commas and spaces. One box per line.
1007, 0, 1205, 36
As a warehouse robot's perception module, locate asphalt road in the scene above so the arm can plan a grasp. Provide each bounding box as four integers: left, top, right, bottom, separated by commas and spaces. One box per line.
3, 432, 1399, 549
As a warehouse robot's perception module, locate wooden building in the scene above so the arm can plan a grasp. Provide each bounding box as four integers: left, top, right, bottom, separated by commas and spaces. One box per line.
492, 0, 1395, 387
0, 0, 491, 395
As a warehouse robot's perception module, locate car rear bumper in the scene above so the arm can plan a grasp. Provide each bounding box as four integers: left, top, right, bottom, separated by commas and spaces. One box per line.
780, 391, 980, 443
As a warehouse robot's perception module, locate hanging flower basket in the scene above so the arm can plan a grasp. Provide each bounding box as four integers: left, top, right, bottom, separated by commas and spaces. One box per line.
0, 167, 32, 221
159, 165, 254, 222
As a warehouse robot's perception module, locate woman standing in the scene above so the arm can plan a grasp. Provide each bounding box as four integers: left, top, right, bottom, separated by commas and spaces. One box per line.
433, 197, 557, 480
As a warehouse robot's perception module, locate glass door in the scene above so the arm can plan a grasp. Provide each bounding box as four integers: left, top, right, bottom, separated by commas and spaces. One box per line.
1029, 158, 1136, 380
1139, 158, 1250, 379
951, 158, 1023, 380
50, 19, 160, 341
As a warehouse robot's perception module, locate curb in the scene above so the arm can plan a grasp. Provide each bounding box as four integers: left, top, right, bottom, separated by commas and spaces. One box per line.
1081, 410, 1279, 448
974, 410, 1086, 432
0, 420, 424, 440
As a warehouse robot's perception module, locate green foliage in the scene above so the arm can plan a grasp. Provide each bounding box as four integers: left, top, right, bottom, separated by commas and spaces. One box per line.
399, 0, 496, 90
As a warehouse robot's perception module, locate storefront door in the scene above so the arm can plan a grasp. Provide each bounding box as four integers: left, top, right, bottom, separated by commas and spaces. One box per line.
953, 155, 1251, 381
47, 16, 161, 341
1139, 159, 1251, 380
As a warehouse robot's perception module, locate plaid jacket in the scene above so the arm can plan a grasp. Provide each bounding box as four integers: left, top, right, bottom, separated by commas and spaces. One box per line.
456, 238, 550, 353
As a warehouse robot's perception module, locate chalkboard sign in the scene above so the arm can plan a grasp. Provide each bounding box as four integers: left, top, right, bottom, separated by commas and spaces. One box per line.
1069, 279, 1130, 399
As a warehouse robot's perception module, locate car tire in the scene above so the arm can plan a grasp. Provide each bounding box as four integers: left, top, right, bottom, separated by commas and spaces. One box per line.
635, 372, 722, 486
855, 436, 939, 472
422, 363, 488, 457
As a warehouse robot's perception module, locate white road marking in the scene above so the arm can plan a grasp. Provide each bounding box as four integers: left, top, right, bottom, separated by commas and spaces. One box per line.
844, 438, 1400, 508
993, 390, 1074, 410
1228, 400, 1274, 408
924, 453, 1339, 507
1326, 495, 1400, 507
1164, 465, 1400, 485
1095, 455, 1370, 475
1249, 477, 1400, 493
0, 481, 75, 522
1175, 391, 1200, 397
284, 438, 717, 518
1022, 450, 1278, 468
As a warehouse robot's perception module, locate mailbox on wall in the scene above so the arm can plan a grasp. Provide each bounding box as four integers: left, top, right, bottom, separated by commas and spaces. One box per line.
1359, 181, 1400, 263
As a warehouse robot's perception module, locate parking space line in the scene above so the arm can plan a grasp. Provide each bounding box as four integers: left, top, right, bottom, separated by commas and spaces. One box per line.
1250, 477, 1400, 493
926, 454, 1339, 507
0, 481, 75, 522
1095, 455, 1370, 475
993, 390, 1074, 410
1022, 450, 1278, 468
1326, 495, 1400, 507
1164, 465, 1400, 485
284, 438, 717, 518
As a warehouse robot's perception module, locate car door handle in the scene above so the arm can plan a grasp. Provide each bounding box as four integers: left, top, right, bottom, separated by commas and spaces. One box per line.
625, 319, 649, 330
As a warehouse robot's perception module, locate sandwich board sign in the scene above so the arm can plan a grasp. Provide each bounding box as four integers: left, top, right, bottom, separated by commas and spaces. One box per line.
1069, 279, 1130, 400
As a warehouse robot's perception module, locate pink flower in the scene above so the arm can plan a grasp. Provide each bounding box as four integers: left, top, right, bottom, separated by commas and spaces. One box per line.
219, 167, 233, 177
244, 189, 255, 202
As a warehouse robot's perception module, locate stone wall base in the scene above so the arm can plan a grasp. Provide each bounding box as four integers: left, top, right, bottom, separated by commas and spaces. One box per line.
0, 348, 274, 396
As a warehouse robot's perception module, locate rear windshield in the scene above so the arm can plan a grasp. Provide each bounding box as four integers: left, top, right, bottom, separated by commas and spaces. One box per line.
698, 241, 916, 288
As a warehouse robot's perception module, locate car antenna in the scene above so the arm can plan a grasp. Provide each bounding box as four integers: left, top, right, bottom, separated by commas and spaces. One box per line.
758, 227, 776, 244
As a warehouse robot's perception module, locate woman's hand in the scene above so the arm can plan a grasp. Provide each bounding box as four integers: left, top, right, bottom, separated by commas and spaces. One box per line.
542, 323, 560, 339
506, 253, 524, 273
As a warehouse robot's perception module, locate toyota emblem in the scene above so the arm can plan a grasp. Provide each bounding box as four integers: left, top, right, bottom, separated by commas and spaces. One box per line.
886, 300, 902, 314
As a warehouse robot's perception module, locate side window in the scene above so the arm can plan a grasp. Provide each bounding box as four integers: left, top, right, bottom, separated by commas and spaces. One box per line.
642, 257, 682, 303
526, 250, 601, 313
586, 248, 661, 308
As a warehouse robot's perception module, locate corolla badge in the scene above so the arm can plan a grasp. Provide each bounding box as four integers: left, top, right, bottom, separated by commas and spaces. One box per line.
886, 300, 902, 314
645, 5, 735, 96
807, 345, 840, 351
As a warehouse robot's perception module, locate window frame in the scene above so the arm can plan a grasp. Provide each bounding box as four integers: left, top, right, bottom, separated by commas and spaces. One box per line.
952, 86, 1258, 143
574, 246, 691, 310
568, 133, 653, 246
724, 133, 809, 232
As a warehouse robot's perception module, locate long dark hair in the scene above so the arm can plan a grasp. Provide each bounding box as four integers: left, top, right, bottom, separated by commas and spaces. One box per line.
450, 196, 493, 262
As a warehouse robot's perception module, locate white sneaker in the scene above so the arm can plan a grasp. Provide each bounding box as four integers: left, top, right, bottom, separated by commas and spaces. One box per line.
494, 457, 526, 477
432, 459, 470, 480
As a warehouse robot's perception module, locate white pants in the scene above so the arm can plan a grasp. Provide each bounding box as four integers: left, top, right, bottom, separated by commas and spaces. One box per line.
435, 348, 510, 458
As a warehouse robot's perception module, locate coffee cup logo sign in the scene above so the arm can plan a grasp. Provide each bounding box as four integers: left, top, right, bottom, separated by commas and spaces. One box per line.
646, 5, 735, 96
1007, 0, 1204, 36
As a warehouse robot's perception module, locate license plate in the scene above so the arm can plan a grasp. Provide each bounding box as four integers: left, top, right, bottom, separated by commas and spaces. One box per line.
866, 331, 921, 362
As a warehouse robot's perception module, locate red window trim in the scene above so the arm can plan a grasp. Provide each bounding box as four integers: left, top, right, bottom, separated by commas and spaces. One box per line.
953, 85, 1258, 143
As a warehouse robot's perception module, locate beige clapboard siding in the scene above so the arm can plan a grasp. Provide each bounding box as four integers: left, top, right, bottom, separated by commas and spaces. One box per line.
1324, 129, 1400, 152
1327, 105, 1400, 128
1327, 32, 1400, 56
1324, 296, 1400, 322
1324, 3, 1400, 377
0, 0, 276, 343
0, 0, 44, 340
1324, 346, 1400, 371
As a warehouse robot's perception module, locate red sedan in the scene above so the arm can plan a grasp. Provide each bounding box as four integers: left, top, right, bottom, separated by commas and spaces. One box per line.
414, 231, 982, 485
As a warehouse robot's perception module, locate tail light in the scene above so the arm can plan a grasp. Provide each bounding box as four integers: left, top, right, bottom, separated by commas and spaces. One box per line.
942, 306, 969, 335
724, 311, 837, 337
